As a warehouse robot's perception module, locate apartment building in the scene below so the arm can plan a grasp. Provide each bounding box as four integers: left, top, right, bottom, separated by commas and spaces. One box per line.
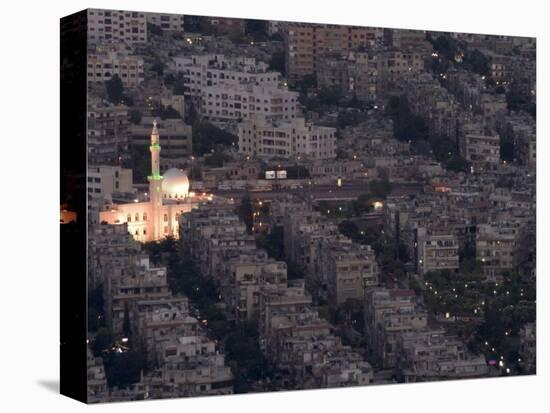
364, 288, 428, 368
87, 51, 144, 86
87, 347, 109, 403
519, 323, 536, 373
132, 297, 198, 361
88, 223, 146, 289
174, 54, 281, 99
398, 329, 488, 382
201, 83, 299, 122
146, 12, 185, 31
106, 256, 171, 334
463, 133, 501, 171
88, 98, 130, 164
284, 23, 383, 82
415, 227, 460, 275
496, 111, 536, 170
476, 222, 522, 282
129, 117, 192, 166
87, 165, 133, 199
258, 281, 373, 388
238, 115, 336, 160
88, 9, 147, 45
320, 238, 379, 305
389, 29, 428, 49
222, 249, 288, 322
152, 335, 233, 397
179, 207, 257, 277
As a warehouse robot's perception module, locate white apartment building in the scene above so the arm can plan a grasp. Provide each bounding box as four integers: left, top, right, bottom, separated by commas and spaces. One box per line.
201, 83, 299, 122
238, 115, 336, 160
88, 165, 133, 199
87, 51, 144, 86
88, 9, 147, 44
173, 54, 282, 99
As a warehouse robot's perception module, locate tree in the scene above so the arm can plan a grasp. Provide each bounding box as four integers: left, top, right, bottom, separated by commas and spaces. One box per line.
256, 226, 284, 260
129, 109, 142, 125
92, 327, 113, 356
104, 349, 146, 389
237, 196, 254, 233
268, 50, 285, 75
338, 220, 360, 242
369, 179, 392, 199
192, 121, 237, 156
105, 75, 124, 104
465, 49, 490, 77
245, 20, 268, 41
147, 23, 163, 36
318, 87, 342, 106
122, 303, 131, 338
295, 73, 317, 94
151, 59, 165, 77
152, 104, 181, 120
203, 151, 232, 167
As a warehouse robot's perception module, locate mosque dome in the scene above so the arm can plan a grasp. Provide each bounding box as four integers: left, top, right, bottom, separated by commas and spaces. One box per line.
161, 168, 190, 199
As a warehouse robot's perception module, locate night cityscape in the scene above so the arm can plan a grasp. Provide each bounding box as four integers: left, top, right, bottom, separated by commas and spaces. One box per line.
70, 9, 536, 402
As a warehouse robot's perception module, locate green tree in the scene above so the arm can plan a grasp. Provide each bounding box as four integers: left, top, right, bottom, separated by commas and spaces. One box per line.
92, 327, 113, 356
105, 75, 124, 104
369, 179, 392, 199
192, 121, 237, 156
268, 50, 285, 75
129, 109, 142, 125
237, 196, 254, 233
122, 303, 131, 338
104, 348, 146, 389
151, 59, 165, 77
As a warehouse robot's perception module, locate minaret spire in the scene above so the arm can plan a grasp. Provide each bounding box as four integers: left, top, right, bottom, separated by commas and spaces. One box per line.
148, 119, 163, 240
149, 119, 161, 179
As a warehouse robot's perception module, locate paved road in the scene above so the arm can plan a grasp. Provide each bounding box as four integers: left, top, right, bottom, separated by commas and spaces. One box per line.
212, 181, 424, 202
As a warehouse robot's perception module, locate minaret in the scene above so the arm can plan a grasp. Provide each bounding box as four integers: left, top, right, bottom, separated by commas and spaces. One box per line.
148, 120, 164, 240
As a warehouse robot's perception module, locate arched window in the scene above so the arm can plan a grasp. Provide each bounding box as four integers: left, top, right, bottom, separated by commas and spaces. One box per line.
143, 229, 147, 235
143, 212, 147, 221
135, 213, 139, 222
175, 213, 180, 222
164, 214, 168, 222
127, 213, 131, 222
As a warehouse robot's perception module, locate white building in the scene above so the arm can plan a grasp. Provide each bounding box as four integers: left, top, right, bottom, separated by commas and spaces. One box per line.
174, 54, 282, 99
238, 115, 336, 160
201, 83, 299, 122
88, 9, 147, 45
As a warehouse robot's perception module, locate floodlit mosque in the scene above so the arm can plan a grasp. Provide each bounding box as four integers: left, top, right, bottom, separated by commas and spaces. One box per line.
99, 120, 211, 242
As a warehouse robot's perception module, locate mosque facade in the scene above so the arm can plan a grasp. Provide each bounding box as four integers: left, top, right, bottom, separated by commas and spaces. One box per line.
99, 121, 208, 242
